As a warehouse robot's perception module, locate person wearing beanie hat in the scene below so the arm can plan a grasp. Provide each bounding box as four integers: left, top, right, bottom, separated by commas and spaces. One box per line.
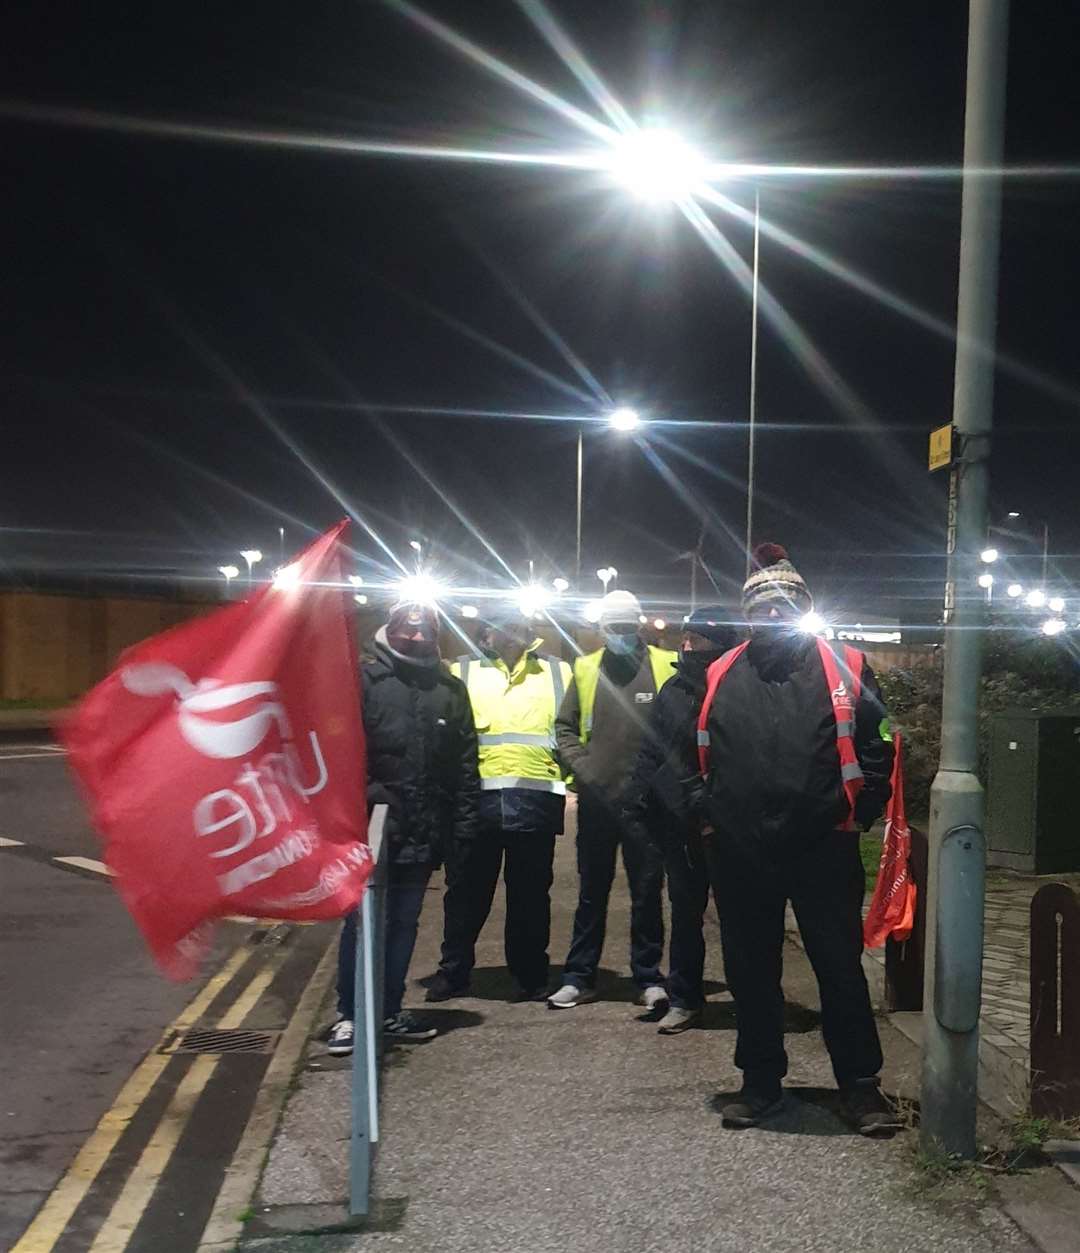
623, 608, 739, 1033
329, 601, 480, 1054
696, 544, 899, 1135
548, 589, 679, 1012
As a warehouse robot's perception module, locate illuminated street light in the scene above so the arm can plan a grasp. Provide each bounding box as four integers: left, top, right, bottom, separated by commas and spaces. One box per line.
638, 615, 648, 625
1042, 618, 1066, 637
1026, 589, 1046, 608
607, 127, 707, 201
1006, 583, 1023, 598
396, 573, 445, 605
608, 407, 642, 432
218, 564, 239, 594
1007, 511, 1021, 519
597, 566, 616, 592
240, 549, 263, 588
461, 604, 479, 619
980, 547, 999, 564
518, 584, 549, 619
272, 563, 300, 591
353, 594, 368, 605
977, 572, 994, 589
348, 575, 365, 588
409, 540, 422, 553
552, 577, 570, 594
653, 618, 667, 631
1049, 596, 1066, 614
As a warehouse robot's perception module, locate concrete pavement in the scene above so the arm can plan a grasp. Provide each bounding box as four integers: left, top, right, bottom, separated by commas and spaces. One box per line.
239, 807, 1066, 1253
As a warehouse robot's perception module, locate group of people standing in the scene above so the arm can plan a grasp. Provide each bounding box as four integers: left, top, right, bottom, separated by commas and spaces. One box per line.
331, 543, 901, 1136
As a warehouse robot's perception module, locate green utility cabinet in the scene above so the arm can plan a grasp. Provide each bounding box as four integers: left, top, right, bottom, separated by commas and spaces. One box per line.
986, 712, 1080, 873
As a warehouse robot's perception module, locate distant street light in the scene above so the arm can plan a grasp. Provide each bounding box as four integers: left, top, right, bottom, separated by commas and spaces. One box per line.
597, 566, 617, 593
1042, 618, 1066, 637
1006, 583, 1023, 598
348, 575, 364, 588
552, 577, 570, 594
977, 572, 994, 604
461, 604, 479, 619
218, 564, 239, 595
980, 547, 999, 563
240, 549, 263, 588
1049, 596, 1066, 614
353, 594, 368, 605
653, 618, 667, 631
1026, 588, 1046, 609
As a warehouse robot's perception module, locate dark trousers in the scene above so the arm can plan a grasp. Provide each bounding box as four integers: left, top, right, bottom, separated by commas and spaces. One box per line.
338, 864, 432, 1021
707, 831, 883, 1088
665, 834, 713, 1010
563, 795, 664, 991
439, 822, 557, 992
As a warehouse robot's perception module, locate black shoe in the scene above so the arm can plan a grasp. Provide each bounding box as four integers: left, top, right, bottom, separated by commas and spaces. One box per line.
840, 1080, 902, 1137
720, 1086, 784, 1128
425, 972, 468, 1003
510, 985, 549, 1003
383, 1011, 438, 1042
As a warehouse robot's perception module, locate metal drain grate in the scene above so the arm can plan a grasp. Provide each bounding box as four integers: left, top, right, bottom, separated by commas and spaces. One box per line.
160, 1027, 279, 1055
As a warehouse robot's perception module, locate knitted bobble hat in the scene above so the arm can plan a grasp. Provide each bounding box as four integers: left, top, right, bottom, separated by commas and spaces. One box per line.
742, 543, 813, 614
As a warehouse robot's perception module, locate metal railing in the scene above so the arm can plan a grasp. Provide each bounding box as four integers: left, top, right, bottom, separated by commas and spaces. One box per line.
349, 805, 387, 1216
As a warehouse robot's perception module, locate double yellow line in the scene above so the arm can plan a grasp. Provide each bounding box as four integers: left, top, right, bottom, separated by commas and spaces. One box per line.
12, 949, 275, 1253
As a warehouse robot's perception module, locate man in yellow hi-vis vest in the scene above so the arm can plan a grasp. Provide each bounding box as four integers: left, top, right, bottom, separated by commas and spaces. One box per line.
427, 605, 573, 1003
548, 590, 678, 1012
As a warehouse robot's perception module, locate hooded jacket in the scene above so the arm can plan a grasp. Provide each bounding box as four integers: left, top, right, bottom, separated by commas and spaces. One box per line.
701, 631, 893, 862
361, 634, 480, 868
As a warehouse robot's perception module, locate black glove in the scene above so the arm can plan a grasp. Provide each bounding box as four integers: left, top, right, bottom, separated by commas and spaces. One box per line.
854, 791, 885, 833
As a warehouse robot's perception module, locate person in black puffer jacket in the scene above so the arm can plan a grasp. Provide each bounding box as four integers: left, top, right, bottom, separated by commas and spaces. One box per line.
623, 607, 737, 1035
330, 601, 479, 1053
700, 544, 898, 1137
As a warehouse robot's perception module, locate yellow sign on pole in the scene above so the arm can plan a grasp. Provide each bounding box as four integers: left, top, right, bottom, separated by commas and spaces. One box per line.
929, 424, 953, 472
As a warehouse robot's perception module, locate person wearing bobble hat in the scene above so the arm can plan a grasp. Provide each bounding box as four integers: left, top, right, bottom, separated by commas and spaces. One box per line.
548, 590, 678, 1011
697, 544, 900, 1135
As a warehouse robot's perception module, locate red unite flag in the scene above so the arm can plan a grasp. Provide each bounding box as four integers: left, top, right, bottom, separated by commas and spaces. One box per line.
863, 732, 917, 950
61, 521, 371, 979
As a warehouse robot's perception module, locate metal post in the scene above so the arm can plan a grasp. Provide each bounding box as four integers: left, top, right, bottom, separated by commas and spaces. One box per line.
350, 808, 386, 1216
921, 0, 1009, 1159
1041, 521, 1049, 588
575, 427, 583, 585
744, 187, 760, 579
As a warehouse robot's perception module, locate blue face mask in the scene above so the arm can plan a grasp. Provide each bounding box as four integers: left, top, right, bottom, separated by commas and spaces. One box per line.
603, 630, 639, 656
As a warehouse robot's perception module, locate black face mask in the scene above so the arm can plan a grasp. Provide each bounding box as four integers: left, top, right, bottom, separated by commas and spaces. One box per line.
680, 648, 723, 676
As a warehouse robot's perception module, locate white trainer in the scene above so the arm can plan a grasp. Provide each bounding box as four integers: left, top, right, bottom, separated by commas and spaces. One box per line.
327, 1018, 354, 1056
638, 985, 670, 1015
547, 983, 598, 1009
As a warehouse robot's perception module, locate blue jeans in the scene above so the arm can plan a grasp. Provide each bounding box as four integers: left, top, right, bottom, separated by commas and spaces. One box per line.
337, 865, 432, 1021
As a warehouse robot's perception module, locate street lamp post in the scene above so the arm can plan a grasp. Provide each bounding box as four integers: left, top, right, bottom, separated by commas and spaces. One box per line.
218, 564, 239, 597
240, 549, 263, 589
921, 0, 1010, 1161
745, 187, 761, 578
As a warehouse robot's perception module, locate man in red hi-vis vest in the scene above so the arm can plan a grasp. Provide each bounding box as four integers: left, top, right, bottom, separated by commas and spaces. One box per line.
696, 544, 899, 1136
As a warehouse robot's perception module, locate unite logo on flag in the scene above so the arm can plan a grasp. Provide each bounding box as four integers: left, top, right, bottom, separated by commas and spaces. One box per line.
62, 521, 372, 978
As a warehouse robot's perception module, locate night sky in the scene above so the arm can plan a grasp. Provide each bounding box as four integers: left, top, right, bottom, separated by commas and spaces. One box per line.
3, 1, 1079, 625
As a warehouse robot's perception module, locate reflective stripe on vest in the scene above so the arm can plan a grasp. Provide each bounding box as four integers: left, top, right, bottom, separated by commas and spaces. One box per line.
696, 639, 867, 831
479, 775, 567, 794
574, 646, 679, 743
478, 731, 554, 747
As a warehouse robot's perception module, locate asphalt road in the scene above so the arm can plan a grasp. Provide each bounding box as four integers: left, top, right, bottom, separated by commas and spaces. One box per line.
0, 737, 330, 1252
